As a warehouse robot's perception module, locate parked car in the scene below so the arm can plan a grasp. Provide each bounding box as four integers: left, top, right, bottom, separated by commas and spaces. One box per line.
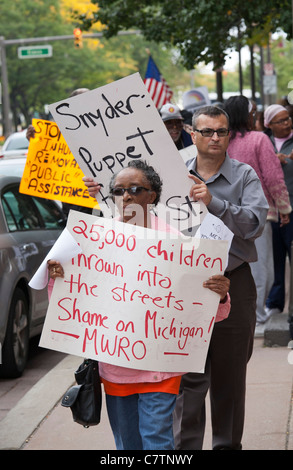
0, 156, 26, 177
0, 157, 63, 209
0, 130, 29, 159
0, 169, 66, 378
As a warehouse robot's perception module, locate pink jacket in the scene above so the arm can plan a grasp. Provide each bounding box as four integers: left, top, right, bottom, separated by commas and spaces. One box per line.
228, 131, 292, 222
48, 214, 230, 384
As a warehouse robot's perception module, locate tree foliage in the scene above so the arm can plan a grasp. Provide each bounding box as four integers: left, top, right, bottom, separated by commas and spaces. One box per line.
1, 0, 180, 129
2, 0, 292, 130
80, 0, 292, 70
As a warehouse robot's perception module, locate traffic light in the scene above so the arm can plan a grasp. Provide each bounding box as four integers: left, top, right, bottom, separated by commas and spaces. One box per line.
73, 28, 83, 49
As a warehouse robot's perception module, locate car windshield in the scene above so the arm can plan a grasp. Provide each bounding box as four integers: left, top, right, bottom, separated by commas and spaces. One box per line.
6, 135, 28, 151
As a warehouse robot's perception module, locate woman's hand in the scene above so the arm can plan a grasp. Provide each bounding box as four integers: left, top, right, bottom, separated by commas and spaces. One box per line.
276, 152, 290, 164
203, 274, 230, 301
280, 213, 290, 227
82, 176, 102, 198
47, 259, 64, 279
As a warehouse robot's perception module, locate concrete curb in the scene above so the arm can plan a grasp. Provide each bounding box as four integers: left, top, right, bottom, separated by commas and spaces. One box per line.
264, 313, 291, 347
288, 397, 293, 450
0, 354, 81, 450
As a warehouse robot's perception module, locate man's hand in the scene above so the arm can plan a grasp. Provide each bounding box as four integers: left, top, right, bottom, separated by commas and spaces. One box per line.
188, 174, 212, 206
26, 125, 36, 141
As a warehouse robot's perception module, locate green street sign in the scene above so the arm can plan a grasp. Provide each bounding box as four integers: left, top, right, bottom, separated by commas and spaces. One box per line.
18, 45, 53, 59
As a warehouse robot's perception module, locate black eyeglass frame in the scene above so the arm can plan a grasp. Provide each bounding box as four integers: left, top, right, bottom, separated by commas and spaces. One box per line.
270, 116, 292, 125
193, 128, 230, 137
110, 186, 153, 197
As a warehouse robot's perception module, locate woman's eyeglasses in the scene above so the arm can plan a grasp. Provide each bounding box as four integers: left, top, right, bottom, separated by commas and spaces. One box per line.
270, 117, 292, 125
110, 186, 152, 197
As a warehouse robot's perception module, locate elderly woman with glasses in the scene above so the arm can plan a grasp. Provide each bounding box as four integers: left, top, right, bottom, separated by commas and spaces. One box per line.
48, 160, 230, 450
263, 105, 293, 319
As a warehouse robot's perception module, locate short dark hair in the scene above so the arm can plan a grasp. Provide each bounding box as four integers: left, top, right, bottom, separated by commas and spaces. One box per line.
109, 160, 163, 205
192, 105, 229, 130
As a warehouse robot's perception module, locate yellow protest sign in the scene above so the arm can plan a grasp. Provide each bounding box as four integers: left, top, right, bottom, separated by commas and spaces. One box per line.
19, 119, 99, 209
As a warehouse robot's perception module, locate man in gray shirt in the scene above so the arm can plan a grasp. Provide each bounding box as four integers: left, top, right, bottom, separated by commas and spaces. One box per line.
173, 106, 268, 450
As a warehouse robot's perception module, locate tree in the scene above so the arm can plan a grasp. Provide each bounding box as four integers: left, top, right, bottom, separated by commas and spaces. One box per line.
242, 36, 293, 101
1, 0, 172, 130
1, 0, 66, 126
79, 0, 292, 70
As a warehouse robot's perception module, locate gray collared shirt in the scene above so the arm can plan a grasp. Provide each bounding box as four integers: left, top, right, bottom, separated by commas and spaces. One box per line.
186, 154, 269, 271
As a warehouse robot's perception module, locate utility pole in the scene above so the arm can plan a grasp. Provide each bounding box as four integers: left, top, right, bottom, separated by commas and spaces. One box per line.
249, 45, 256, 102
0, 31, 140, 137
0, 36, 12, 136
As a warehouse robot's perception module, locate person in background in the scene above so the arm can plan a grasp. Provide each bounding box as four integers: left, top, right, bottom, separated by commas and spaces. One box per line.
180, 109, 193, 134
223, 96, 291, 335
255, 111, 265, 132
160, 103, 193, 150
50, 160, 231, 450
278, 97, 293, 126
264, 104, 293, 318
173, 105, 268, 450
247, 100, 265, 132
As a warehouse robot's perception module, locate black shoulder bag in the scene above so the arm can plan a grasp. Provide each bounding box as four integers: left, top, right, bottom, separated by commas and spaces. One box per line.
61, 359, 102, 428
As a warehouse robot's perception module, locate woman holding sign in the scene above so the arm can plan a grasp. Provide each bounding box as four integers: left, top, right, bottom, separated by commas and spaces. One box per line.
48, 160, 230, 450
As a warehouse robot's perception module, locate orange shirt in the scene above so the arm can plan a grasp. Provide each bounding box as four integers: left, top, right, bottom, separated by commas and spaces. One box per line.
102, 375, 182, 396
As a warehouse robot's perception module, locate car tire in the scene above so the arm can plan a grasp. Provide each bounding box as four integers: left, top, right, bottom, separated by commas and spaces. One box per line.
0, 288, 30, 378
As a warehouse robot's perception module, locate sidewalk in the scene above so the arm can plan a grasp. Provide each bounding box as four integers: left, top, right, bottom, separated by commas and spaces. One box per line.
0, 337, 292, 451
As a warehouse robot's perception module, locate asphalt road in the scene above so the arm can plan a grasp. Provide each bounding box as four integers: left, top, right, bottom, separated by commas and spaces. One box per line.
0, 335, 66, 422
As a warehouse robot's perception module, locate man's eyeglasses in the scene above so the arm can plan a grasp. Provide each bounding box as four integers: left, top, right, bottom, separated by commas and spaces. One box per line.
110, 186, 152, 197
193, 128, 230, 137
270, 116, 292, 125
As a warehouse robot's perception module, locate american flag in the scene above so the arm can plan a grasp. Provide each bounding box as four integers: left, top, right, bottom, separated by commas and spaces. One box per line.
144, 55, 173, 109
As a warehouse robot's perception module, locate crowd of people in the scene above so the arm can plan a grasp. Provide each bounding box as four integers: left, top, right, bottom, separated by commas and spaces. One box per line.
42, 88, 293, 450
223, 97, 292, 335
160, 97, 293, 338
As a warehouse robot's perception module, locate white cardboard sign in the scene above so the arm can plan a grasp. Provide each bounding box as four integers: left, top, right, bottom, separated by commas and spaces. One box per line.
48, 73, 207, 235
39, 211, 229, 373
